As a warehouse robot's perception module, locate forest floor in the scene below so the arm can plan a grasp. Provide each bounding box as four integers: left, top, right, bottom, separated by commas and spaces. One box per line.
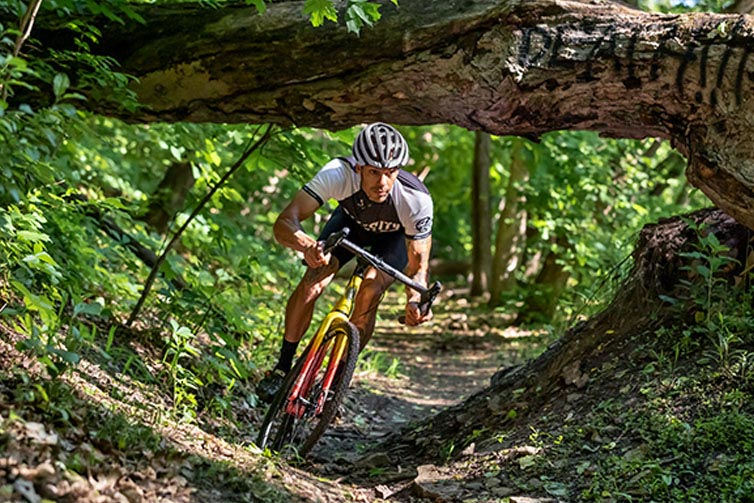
0, 284, 559, 503
300, 289, 556, 501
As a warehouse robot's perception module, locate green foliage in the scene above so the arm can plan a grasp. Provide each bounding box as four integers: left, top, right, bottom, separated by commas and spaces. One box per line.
357, 348, 403, 378
569, 237, 754, 501
654, 222, 754, 382
303, 0, 339, 27
246, 0, 393, 34
344, 0, 385, 34
678, 219, 740, 324
639, 0, 731, 13
407, 125, 706, 322
580, 388, 754, 501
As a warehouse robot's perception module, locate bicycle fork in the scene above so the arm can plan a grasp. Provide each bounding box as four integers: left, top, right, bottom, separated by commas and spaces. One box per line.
285, 325, 350, 418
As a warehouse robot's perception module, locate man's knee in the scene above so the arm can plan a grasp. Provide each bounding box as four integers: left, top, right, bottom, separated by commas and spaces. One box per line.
363, 268, 394, 292
354, 279, 392, 318
357, 283, 387, 310
298, 262, 338, 297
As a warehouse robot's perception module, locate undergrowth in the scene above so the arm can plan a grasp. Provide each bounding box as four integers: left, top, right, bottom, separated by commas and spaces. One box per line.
475, 221, 754, 503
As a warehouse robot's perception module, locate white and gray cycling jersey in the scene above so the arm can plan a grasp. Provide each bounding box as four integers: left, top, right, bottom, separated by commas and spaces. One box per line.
302, 157, 433, 240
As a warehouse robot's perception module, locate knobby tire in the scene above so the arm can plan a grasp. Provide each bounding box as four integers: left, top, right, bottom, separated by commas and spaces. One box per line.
256, 321, 360, 457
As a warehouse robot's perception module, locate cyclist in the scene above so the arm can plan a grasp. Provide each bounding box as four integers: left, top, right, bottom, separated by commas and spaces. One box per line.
257, 122, 435, 402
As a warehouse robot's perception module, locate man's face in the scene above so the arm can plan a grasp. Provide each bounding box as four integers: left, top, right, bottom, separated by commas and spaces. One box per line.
356, 165, 400, 203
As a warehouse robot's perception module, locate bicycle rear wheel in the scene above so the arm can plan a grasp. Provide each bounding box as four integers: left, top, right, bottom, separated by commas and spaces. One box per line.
256, 321, 360, 457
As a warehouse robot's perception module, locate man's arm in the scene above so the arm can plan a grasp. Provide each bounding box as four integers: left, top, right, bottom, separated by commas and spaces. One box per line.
273, 190, 330, 268
403, 236, 433, 326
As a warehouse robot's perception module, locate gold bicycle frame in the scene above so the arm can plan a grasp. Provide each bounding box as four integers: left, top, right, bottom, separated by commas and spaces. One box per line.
285, 271, 363, 417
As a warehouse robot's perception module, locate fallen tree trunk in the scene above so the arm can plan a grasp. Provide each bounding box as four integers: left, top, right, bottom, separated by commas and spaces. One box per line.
377, 207, 752, 465
25, 0, 754, 230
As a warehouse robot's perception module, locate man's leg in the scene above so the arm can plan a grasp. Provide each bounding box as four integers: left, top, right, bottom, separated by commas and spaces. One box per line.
349, 230, 407, 349
276, 260, 339, 372
349, 267, 394, 350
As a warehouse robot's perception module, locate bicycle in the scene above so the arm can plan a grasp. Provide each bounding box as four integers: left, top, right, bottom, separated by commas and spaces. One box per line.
256, 228, 441, 457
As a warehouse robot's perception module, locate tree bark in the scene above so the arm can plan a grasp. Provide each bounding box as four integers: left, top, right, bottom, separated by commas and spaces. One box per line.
490, 137, 529, 307
140, 161, 196, 234
726, 0, 754, 14
471, 131, 493, 296
515, 235, 571, 323
29, 0, 754, 230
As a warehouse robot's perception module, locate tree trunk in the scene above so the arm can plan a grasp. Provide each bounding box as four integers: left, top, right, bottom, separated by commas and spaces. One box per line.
515, 235, 572, 324
471, 131, 493, 296
490, 137, 529, 307
140, 161, 195, 234
726, 0, 754, 14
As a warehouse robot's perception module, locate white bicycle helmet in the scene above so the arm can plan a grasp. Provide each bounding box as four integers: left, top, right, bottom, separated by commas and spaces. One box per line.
352, 122, 410, 169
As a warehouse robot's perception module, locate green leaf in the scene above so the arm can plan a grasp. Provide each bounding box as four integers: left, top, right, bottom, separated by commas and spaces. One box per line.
117, 3, 146, 24
17, 230, 50, 243
49, 347, 81, 364
304, 0, 338, 27
358, 1, 382, 22
518, 455, 537, 469
658, 294, 678, 305
8, 56, 28, 70
23, 292, 55, 313
345, 1, 381, 33
62, 92, 86, 101
73, 301, 103, 317
102, 197, 127, 209
22, 251, 58, 266
247, 0, 267, 14
631, 202, 648, 215
170, 145, 184, 160
544, 482, 569, 497
346, 19, 359, 33
695, 264, 711, 278
53, 73, 70, 98
349, 4, 369, 23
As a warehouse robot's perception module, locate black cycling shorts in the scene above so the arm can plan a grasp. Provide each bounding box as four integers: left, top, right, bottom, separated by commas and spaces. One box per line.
317, 207, 408, 271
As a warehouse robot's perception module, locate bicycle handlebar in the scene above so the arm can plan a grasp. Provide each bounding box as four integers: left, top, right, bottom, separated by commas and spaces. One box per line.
321, 228, 442, 323
323, 227, 351, 255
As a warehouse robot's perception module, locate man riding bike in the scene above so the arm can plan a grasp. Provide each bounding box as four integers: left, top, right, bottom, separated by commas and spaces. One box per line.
257, 122, 435, 402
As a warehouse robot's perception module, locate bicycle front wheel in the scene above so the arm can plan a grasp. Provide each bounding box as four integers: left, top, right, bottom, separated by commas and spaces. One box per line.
256, 321, 360, 458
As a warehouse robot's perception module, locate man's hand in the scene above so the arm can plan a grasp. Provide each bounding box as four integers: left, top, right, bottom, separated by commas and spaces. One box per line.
404, 301, 433, 326
303, 241, 331, 268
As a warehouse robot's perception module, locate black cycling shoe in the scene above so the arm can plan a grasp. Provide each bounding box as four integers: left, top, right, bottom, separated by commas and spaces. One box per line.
257, 369, 286, 404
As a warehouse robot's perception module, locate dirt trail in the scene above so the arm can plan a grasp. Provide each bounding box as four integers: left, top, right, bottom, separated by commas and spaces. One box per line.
300, 293, 549, 499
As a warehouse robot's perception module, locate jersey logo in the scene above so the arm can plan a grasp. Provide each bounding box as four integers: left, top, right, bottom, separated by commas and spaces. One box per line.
415, 217, 432, 234
363, 220, 401, 233
356, 194, 367, 210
